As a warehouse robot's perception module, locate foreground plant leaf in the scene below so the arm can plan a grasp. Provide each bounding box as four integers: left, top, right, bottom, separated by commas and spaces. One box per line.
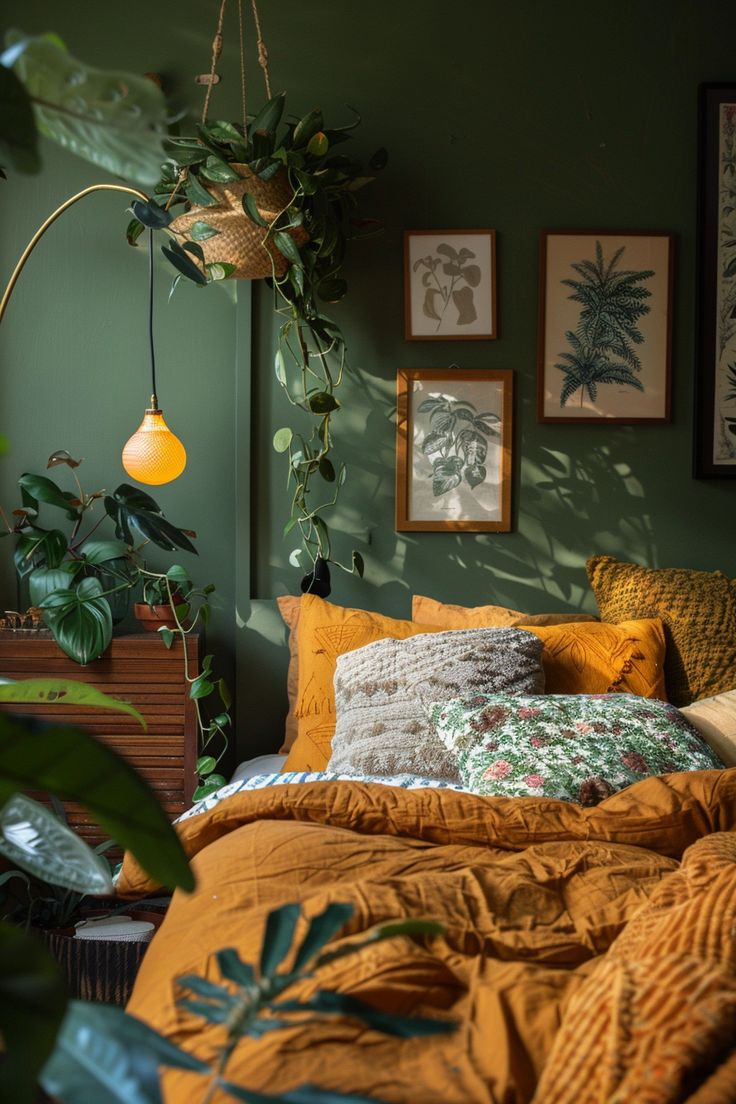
0, 794, 113, 893
0, 677, 145, 727
0, 921, 68, 1104
0, 713, 193, 891
5, 29, 169, 185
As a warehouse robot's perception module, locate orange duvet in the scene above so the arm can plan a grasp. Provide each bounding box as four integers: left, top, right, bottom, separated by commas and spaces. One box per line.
120, 769, 736, 1103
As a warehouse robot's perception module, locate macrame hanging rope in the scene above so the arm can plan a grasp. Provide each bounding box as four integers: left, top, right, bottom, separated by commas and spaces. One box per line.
199, 0, 272, 131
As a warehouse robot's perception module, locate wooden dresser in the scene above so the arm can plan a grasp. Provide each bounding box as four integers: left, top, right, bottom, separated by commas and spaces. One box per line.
0, 631, 200, 845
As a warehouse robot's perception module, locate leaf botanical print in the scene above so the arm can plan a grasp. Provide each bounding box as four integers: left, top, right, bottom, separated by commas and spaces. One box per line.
413, 243, 481, 332
555, 240, 654, 407
417, 395, 499, 497
716, 104, 736, 460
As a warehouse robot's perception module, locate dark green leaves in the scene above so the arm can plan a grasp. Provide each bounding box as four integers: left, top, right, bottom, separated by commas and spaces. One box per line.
40, 1001, 208, 1104
131, 198, 172, 230
0, 62, 40, 175
200, 156, 241, 183
0, 710, 193, 891
308, 392, 340, 415
242, 191, 268, 227
161, 237, 208, 286
249, 91, 286, 136
184, 172, 219, 208
104, 484, 197, 554
259, 904, 300, 978
187, 220, 220, 241
293, 108, 323, 148
0, 921, 67, 1104
19, 472, 78, 517
273, 230, 303, 267
39, 577, 113, 664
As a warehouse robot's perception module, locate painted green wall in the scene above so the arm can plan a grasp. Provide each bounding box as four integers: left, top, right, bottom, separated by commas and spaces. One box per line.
2, 1, 736, 758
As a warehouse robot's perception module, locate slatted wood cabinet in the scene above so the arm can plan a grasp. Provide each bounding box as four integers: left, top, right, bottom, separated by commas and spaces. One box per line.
0, 631, 200, 845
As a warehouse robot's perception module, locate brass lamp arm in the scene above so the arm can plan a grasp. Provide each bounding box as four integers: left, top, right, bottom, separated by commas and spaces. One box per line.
0, 183, 148, 325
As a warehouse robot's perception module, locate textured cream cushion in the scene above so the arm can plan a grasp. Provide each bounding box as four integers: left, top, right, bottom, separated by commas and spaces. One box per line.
327, 627, 545, 780
680, 690, 736, 767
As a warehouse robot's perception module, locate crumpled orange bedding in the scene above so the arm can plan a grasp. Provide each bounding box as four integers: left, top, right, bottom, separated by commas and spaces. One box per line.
121, 769, 736, 1103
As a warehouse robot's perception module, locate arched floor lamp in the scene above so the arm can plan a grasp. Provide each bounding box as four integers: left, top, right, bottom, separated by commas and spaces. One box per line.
0, 183, 187, 485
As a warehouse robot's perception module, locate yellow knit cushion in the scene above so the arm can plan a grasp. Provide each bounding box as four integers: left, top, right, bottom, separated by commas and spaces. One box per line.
412, 593, 598, 629
587, 556, 736, 706
523, 619, 667, 698
283, 595, 440, 772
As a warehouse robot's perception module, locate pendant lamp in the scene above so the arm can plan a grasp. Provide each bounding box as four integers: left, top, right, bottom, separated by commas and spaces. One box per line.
122, 229, 186, 484
0, 184, 187, 486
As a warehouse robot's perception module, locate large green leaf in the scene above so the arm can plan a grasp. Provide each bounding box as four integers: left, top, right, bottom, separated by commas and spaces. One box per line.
0, 712, 193, 891
41, 1001, 207, 1104
0, 677, 145, 727
0, 920, 68, 1104
28, 565, 79, 607
249, 91, 286, 136
0, 794, 113, 893
18, 472, 78, 518
40, 577, 113, 664
6, 29, 169, 186
0, 60, 40, 174
104, 484, 197, 554
14, 528, 69, 577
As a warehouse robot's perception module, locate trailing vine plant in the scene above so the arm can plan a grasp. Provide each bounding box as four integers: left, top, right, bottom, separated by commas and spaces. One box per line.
130, 91, 385, 595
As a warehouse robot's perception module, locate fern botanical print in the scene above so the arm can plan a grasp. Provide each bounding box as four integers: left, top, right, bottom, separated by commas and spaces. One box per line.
555, 241, 654, 407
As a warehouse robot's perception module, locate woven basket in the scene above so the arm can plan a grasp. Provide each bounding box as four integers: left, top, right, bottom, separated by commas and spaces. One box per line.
169, 163, 309, 280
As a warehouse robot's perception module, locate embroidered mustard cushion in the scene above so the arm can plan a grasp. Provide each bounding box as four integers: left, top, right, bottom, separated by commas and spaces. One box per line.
586, 556, 736, 706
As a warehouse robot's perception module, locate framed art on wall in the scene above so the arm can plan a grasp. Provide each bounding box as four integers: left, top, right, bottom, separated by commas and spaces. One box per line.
694, 83, 736, 477
396, 368, 512, 532
404, 230, 497, 340
537, 230, 674, 424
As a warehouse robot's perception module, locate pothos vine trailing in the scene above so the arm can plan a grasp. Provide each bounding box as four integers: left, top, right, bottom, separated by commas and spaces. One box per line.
129, 87, 385, 596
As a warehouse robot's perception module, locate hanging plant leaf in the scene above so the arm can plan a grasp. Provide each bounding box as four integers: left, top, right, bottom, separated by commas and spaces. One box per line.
131, 198, 172, 230
242, 190, 268, 226
294, 109, 324, 148
308, 392, 340, 415
188, 220, 220, 241
352, 551, 365, 578
251, 157, 282, 181
249, 91, 286, 135
300, 556, 331, 598
273, 230, 303, 267
182, 240, 205, 263
273, 428, 293, 453
318, 457, 335, 482
306, 131, 329, 157
161, 240, 207, 286
184, 172, 218, 208
206, 262, 236, 281
199, 155, 240, 183
0, 63, 40, 175
369, 147, 389, 170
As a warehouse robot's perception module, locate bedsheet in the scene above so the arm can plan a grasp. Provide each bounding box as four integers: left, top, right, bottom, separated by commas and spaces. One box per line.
120, 768, 736, 1103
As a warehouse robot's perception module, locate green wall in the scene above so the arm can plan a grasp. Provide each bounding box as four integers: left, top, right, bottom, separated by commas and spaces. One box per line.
2, 1, 735, 758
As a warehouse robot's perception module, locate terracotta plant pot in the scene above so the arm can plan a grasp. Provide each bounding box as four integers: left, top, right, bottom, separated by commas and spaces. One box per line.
133, 602, 180, 631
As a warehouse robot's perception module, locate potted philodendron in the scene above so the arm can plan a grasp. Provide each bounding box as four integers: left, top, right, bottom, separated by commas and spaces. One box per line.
1, 451, 231, 800
128, 92, 384, 596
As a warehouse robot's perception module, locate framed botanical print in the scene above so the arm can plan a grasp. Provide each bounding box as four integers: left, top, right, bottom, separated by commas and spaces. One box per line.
537, 230, 674, 423
694, 83, 736, 477
396, 368, 512, 532
404, 230, 497, 340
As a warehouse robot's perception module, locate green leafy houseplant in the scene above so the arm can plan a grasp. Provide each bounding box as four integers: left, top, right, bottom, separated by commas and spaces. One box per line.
0, 675, 193, 1104
130, 91, 385, 595
1, 451, 232, 798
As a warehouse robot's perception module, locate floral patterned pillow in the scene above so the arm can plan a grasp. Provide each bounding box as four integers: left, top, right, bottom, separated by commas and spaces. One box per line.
430, 693, 724, 805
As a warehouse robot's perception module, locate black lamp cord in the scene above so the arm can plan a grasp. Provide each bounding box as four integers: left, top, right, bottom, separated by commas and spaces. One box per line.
148, 228, 158, 409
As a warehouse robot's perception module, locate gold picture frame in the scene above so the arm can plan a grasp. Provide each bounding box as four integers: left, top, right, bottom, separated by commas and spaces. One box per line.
396, 368, 513, 532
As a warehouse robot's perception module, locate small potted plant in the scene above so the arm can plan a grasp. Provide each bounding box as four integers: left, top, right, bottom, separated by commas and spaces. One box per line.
1, 451, 231, 799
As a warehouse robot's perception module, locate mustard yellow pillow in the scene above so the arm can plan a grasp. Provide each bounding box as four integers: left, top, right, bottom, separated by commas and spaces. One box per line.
276, 595, 300, 753
587, 556, 736, 706
523, 619, 667, 698
283, 595, 440, 772
412, 593, 598, 629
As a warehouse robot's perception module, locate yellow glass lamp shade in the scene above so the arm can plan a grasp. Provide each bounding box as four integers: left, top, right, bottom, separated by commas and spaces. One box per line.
122, 406, 186, 485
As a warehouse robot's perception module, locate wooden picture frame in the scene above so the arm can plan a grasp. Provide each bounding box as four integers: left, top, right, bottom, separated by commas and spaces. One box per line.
396, 368, 512, 532
694, 83, 736, 477
404, 230, 497, 340
537, 230, 674, 423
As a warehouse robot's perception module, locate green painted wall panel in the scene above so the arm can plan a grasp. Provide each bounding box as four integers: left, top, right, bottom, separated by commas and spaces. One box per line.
2, 1, 735, 757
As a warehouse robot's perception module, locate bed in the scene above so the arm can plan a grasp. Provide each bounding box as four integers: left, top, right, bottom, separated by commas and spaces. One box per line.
118, 575, 736, 1103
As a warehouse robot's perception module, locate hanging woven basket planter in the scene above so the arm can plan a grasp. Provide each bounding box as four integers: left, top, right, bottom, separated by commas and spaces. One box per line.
168, 163, 309, 280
